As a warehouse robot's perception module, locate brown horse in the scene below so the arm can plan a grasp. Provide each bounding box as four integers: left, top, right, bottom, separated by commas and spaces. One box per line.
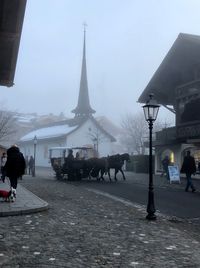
95, 153, 130, 181
89, 157, 108, 180
106, 153, 130, 181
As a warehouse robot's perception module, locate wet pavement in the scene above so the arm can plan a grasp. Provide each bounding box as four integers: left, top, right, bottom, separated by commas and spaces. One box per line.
0, 169, 200, 267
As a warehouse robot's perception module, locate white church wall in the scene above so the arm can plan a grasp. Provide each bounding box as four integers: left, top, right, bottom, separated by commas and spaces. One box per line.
98, 140, 112, 157
20, 137, 66, 167
19, 119, 115, 167
67, 119, 113, 157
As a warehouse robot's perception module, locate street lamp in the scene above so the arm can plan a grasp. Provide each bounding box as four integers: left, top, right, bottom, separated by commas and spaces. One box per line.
93, 138, 97, 150
92, 137, 98, 157
33, 135, 37, 177
143, 93, 160, 220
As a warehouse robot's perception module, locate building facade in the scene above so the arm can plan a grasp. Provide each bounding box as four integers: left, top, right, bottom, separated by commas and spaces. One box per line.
138, 33, 200, 173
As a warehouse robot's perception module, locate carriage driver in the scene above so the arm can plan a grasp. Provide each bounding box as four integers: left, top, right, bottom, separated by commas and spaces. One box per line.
67, 149, 74, 161
75, 152, 80, 160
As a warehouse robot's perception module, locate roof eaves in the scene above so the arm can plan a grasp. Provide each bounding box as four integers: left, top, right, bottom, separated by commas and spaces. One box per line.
138, 33, 200, 105
20, 134, 67, 143
89, 117, 116, 142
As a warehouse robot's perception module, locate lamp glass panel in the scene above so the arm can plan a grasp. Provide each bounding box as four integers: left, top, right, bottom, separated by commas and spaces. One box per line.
153, 107, 159, 120
148, 106, 154, 119
143, 106, 149, 121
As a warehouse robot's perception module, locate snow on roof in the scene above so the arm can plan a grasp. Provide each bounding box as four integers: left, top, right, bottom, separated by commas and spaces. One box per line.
14, 114, 36, 122
20, 124, 77, 142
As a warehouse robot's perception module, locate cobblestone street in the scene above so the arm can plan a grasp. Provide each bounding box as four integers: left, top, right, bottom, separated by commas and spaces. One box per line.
0, 172, 200, 267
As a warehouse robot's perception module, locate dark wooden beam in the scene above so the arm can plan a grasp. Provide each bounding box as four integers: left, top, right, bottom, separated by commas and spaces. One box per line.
0, 0, 27, 87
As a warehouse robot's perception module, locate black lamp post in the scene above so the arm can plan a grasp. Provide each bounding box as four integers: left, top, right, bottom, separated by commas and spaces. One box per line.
33, 135, 37, 177
143, 94, 160, 220
93, 138, 97, 151
92, 137, 99, 157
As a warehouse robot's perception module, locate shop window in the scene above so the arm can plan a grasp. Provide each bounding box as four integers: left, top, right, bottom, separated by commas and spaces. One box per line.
170, 152, 174, 164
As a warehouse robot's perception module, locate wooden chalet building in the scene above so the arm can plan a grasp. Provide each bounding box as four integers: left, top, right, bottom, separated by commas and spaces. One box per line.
138, 33, 200, 173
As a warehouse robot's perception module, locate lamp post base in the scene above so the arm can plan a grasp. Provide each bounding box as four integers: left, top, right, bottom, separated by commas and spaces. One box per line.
146, 188, 156, 220
146, 213, 157, 220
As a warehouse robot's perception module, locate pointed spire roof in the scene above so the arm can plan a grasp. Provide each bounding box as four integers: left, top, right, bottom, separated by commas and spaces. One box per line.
72, 26, 96, 118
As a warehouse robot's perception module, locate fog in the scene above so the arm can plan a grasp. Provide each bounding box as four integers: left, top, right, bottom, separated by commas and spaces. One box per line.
1, 0, 200, 125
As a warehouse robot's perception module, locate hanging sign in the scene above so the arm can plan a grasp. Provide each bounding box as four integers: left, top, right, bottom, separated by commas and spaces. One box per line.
168, 165, 181, 184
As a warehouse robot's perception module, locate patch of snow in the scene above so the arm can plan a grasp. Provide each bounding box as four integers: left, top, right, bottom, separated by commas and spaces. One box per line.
20, 124, 77, 141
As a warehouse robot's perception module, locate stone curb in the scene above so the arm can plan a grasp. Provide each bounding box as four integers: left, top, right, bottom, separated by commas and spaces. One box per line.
0, 183, 49, 217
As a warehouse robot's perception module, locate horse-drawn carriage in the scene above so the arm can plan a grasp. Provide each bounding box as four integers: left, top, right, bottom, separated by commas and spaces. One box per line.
49, 146, 131, 181
49, 146, 95, 180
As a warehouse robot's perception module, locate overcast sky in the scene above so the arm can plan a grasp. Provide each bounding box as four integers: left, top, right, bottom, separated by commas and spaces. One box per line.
1, 0, 200, 125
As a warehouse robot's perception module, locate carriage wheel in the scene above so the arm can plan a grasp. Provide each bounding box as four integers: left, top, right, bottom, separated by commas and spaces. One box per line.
67, 171, 76, 181
56, 171, 64, 180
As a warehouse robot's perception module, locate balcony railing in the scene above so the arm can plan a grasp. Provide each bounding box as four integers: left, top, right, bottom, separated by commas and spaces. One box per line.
155, 127, 176, 145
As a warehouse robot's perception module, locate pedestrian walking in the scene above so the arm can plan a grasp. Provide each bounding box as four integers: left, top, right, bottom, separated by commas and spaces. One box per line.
25, 156, 29, 175
161, 155, 170, 180
181, 150, 196, 192
1, 152, 7, 182
198, 161, 200, 174
4, 145, 26, 198
28, 156, 34, 176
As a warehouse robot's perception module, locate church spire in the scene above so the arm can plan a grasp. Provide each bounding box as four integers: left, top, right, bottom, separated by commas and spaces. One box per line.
72, 25, 96, 119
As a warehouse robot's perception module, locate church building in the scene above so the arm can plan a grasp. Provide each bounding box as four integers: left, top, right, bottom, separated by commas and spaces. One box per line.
19, 29, 116, 167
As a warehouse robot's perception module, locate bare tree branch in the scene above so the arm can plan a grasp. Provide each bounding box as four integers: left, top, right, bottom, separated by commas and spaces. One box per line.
87, 127, 106, 155
120, 112, 173, 155
0, 110, 18, 143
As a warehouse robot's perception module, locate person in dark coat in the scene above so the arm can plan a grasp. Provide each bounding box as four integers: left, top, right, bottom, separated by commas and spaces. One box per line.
67, 149, 74, 161
161, 155, 170, 180
1, 152, 7, 182
25, 156, 29, 175
4, 145, 26, 196
198, 161, 200, 174
28, 155, 34, 176
181, 150, 196, 192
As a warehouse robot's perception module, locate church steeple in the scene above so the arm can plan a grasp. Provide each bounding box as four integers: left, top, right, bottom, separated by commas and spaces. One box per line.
72, 26, 96, 119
